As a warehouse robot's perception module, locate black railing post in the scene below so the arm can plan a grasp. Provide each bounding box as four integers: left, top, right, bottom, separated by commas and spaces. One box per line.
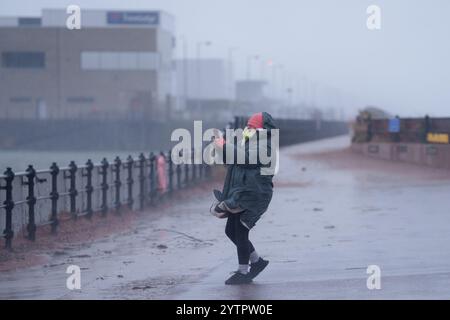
25, 165, 37, 241
84, 159, 94, 219
126, 155, 134, 210
149, 152, 156, 204
199, 149, 204, 180
138, 153, 146, 211
1, 168, 15, 250
191, 148, 196, 183
205, 163, 211, 179
184, 150, 189, 188
233, 116, 239, 130
423, 114, 430, 143
366, 114, 373, 142
66, 161, 78, 219
205, 162, 210, 179
168, 150, 173, 195
113, 156, 122, 214
100, 158, 109, 216
49, 163, 59, 234
176, 161, 181, 191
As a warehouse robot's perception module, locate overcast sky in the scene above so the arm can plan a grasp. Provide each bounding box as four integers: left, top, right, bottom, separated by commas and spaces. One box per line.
2, 0, 450, 117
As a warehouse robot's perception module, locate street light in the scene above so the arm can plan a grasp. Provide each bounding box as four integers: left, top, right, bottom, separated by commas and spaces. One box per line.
196, 41, 212, 101
260, 58, 272, 82
246, 55, 260, 80
228, 47, 238, 100
270, 63, 284, 101
178, 35, 189, 106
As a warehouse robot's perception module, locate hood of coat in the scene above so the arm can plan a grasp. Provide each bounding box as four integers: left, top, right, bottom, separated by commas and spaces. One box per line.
261, 112, 277, 130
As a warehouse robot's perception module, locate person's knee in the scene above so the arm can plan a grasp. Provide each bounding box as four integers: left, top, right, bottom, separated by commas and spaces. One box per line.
225, 224, 234, 241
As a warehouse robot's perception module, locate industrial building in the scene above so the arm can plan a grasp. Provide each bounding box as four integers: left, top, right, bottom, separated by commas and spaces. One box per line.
173, 58, 234, 120
0, 9, 175, 120
174, 58, 231, 101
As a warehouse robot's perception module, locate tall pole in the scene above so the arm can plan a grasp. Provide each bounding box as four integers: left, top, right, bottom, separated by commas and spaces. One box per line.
311, 82, 317, 109
260, 58, 267, 81
281, 68, 287, 105
180, 35, 189, 108
276, 64, 284, 102
300, 76, 307, 110
246, 56, 251, 80
270, 64, 277, 100
196, 41, 211, 104
228, 47, 238, 101
196, 43, 201, 101
246, 55, 259, 80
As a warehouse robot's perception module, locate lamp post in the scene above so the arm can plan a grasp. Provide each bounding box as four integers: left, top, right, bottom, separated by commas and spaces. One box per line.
178, 35, 189, 109
228, 47, 238, 102
260, 57, 271, 81
196, 41, 212, 103
246, 54, 260, 80
271, 64, 284, 101
228, 47, 238, 107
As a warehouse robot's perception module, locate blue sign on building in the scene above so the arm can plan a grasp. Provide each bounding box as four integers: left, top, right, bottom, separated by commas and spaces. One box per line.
107, 11, 160, 25
388, 118, 400, 133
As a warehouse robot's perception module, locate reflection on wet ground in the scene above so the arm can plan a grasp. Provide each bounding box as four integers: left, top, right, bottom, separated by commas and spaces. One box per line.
2, 135, 450, 299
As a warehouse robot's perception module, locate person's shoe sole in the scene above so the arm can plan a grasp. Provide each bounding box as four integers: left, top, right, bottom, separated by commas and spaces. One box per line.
249, 259, 269, 279
225, 273, 253, 285
225, 279, 253, 285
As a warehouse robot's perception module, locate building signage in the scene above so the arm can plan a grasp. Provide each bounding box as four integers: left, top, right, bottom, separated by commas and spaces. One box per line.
388, 118, 400, 133
18, 17, 42, 26
107, 11, 160, 25
427, 132, 449, 144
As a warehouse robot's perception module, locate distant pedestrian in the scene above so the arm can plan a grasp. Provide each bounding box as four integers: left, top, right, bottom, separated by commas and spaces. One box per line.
212, 112, 277, 285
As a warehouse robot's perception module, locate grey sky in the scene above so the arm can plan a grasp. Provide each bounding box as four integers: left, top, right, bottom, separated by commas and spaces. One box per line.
2, 0, 450, 117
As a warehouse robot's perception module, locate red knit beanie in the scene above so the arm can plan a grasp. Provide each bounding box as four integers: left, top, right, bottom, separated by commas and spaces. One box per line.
247, 112, 263, 129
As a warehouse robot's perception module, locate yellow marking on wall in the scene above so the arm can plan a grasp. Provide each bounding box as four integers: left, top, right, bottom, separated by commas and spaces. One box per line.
427, 133, 449, 144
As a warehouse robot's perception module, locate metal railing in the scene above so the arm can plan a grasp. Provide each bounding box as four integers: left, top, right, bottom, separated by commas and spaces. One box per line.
0, 116, 350, 250
0, 149, 211, 250
234, 116, 349, 146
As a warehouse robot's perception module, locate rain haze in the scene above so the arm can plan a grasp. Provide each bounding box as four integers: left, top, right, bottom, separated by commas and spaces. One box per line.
2, 0, 450, 303
2, 0, 450, 116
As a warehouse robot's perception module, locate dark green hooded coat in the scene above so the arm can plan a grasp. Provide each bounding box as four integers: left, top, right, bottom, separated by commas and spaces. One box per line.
215, 112, 277, 229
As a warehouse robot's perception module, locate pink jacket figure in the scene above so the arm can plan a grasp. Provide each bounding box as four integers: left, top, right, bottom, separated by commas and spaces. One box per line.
156, 154, 167, 194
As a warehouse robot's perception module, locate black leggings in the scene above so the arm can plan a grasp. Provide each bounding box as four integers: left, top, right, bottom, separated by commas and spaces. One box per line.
225, 213, 255, 264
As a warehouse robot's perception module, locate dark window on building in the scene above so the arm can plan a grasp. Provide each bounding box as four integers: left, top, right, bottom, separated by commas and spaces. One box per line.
18, 18, 42, 26
67, 96, 95, 104
1, 51, 45, 68
10, 96, 32, 103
